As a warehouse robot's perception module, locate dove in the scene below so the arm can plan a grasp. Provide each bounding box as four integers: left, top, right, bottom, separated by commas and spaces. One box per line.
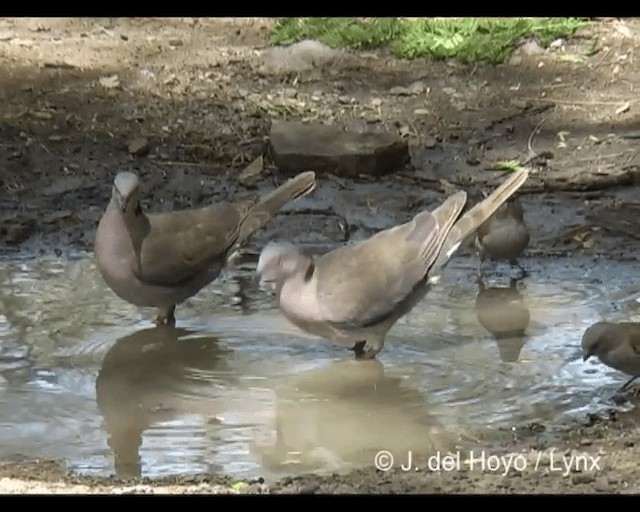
475, 197, 529, 279
95, 170, 316, 326
581, 321, 640, 392
257, 168, 529, 360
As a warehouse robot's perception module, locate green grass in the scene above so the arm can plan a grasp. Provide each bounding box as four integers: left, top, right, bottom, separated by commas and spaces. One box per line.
270, 17, 588, 64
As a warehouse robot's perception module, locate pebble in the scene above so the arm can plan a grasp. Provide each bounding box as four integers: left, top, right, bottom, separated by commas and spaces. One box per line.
128, 137, 150, 157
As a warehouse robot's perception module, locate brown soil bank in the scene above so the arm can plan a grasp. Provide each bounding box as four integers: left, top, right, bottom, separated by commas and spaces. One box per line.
1, 18, 640, 494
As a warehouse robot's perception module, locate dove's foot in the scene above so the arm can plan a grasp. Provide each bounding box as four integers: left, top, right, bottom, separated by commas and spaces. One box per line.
511, 260, 529, 280
351, 340, 382, 360
154, 306, 176, 327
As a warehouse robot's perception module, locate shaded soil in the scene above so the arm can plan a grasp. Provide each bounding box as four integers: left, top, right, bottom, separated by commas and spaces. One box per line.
1, 17, 640, 494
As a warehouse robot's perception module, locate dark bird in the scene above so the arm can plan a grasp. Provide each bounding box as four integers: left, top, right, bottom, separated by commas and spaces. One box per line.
581, 321, 640, 392
475, 197, 529, 280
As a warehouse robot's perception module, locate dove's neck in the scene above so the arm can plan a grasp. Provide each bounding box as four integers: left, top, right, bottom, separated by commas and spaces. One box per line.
279, 271, 321, 324
121, 207, 151, 257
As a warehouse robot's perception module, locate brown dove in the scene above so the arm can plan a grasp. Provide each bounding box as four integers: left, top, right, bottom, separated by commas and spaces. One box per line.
582, 321, 640, 392
475, 197, 529, 279
257, 168, 529, 360
95, 170, 316, 326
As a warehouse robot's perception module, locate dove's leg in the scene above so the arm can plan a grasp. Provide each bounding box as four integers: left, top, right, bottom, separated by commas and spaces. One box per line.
476, 251, 486, 283
351, 338, 384, 360
476, 259, 485, 284
619, 374, 640, 393
155, 305, 176, 326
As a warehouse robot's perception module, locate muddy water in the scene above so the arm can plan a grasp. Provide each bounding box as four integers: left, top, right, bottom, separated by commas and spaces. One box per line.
0, 253, 637, 479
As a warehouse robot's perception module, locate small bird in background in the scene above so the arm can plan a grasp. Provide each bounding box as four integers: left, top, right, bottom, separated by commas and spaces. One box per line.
257, 168, 529, 360
581, 321, 640, 393
94, 170, 316, 326
475, 197, 530, 280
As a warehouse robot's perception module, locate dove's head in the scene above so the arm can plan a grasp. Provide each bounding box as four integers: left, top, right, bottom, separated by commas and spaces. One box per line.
257, 242, 313, 285
581, 322, 619, 362
111, 172, 142, 215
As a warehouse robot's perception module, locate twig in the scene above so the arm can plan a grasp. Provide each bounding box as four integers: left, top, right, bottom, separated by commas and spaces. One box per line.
154, 160, 218, 168
573, 150, 635, 163
592, 48, 614, 70
520, 97, 640, 106
527, 117, 547, 159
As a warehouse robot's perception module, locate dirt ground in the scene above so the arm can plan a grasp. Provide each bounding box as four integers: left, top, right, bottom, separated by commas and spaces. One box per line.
1, 17, 640, 494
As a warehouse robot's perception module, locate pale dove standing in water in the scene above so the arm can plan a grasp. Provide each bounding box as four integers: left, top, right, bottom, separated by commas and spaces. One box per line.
95, 170, 316, 325
257, 168, 529, 360
475, 197, 529, 279
582, 321, 640, 392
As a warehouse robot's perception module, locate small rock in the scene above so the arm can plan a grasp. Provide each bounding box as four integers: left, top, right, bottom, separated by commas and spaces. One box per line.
238, 155, 264, 188
297, 483, 319, 494
424, 136, 437, 149
413, 108, 430, 116
466, 147, 482, 166
338, 95, 353, 104
519, 39, 544, 56
259, 39, 342, 74
510, 99, 531, 110
571, 472, 595, 485
390, 80, 426, 96
407, 80, 426, 95
283, 88, 297, 99
389, 85, 407, 95
128, 137, 150, 157
30, 111, 53, 120
120, 34, 129, 41
269, 120, 409, 178
168, 38, 183, 47
508, 55, 523, 66
549, 38, 565, 50
579, 439, 592, 446
593, 477, 611, 492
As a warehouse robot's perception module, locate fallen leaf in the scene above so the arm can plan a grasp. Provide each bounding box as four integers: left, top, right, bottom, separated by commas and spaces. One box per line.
99, 75, 120, 89
615, 102, 630, 115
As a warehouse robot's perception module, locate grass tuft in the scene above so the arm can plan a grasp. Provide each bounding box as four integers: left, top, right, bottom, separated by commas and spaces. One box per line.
270, 17, 588, 64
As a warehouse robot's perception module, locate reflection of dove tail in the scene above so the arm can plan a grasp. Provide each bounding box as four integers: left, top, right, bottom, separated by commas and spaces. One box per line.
236, 171, 317, 244
435, 167, 529, 268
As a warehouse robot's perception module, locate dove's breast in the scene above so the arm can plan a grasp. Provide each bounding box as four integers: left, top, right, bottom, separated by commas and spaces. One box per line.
95, 211, 176, 308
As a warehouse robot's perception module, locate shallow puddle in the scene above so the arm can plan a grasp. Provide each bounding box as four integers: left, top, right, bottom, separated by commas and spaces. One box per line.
0, 252, 637, 479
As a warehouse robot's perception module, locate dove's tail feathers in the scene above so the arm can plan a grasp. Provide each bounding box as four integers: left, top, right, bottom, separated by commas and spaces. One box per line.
434, 167, 529, 269
236, 171, 317, 244
417, 191, 467, 269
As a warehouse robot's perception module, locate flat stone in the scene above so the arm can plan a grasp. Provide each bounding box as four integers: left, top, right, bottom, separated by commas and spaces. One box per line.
269, 121, 409, 177
128, 137, 150, 157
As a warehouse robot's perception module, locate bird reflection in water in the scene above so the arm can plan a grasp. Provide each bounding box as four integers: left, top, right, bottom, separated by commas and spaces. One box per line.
95, 326, 231, 478
475, 277, 530, 362
251, 359, 458, 475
